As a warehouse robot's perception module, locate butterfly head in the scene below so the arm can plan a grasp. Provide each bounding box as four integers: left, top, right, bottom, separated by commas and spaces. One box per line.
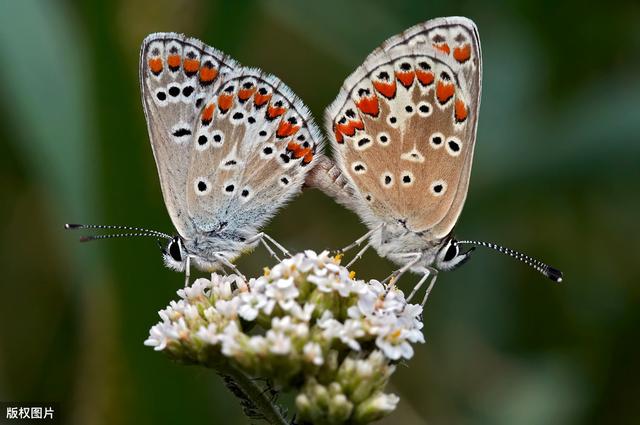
160, 235, 188, 272
435, 237, 475, 272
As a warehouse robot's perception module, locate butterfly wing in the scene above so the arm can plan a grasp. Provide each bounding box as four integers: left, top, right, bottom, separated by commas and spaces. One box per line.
140, 33, 238, 236
324, 17, 481, 239
185, 68, 323, 238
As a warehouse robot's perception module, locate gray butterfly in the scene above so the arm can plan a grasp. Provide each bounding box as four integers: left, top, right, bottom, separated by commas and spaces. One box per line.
307, 17, 562, 304
67, 33, 323, 284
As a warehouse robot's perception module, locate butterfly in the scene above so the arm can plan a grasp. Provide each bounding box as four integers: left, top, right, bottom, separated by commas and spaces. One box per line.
67, 33, 323, 284
307, 16, 562, 304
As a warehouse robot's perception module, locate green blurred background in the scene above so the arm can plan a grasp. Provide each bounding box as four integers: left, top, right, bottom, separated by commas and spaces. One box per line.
1, 0, 639, 424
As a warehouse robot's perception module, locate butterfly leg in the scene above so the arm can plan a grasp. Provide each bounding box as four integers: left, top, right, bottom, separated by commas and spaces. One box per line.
212, 252, 247, 281
406, 268, 431, 303
247, 233, 291, 262
382, 252, 423, 286
340, 223, 384, 254
345, 242, 372, 269
262, 233, 291, 258
260, 237, 282, 263
184, 255, 192, 287
406, 266, 438, 306
420, 269, 439, 307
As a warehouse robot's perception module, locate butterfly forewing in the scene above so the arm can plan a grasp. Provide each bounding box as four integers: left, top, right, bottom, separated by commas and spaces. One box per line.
325, 17, 481, 238
186, 68, 323, 236
140, 33, 238, 236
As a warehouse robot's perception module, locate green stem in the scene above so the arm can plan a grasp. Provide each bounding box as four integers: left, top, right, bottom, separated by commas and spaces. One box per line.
216, 363, 288, 425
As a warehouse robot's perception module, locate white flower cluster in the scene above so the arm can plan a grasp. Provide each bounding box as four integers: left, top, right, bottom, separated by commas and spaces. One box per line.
145, 250, 425, 424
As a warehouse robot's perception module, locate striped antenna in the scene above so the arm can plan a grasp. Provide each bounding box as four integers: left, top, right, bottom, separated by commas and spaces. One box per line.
65, 223, 172, 242
456, 240, 563, 283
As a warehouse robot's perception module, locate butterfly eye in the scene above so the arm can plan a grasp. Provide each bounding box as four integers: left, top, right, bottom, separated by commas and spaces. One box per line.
443, 242, 459, 262
169, 239, 182, 262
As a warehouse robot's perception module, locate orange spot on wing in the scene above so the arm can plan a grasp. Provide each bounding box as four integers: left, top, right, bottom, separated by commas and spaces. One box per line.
238, 87, 256, 102
302, 151, 314, 164
183, 58, 200, 75
336, 122, 353, 137
267, 104, 286, 120
293, 147, 311, 159
148, 58, 163, 75
287, 141, 300, 152
277, 120, 300, 138
199, 66, 218, 84
218, 94, 233, 112
395, 71, 415, 88
336, 119, 364, 138
455, 99, 468, 123
335, 127, 345, 144
356, 96, 379, 117
201, 104, 215, 124
453, 44, 471, 63
167, 54, 181, 70
351, 120, 364, 131
436, 81, 455, 104
416, 70, 434, 86
433, 43, 450, 55
254, 92, 271, 107
373, 81, 397, 99
286, 141, 310, 160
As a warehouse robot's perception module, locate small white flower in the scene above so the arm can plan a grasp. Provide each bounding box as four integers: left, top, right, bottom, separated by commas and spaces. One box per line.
303, 342, 323, 366
266, 329, 292, 355
375, 328, 414, 360
178, 278, 211, 300
247, 335, 268, 354
339, 319, 364, 351
368, 392, 399, 413
196, 323, 221, 345
310, 274, 352, 297
290, 303, 315, 322
271, 316, 294, 332
238, 290, 268, 321
318, 311, 342, 340
203, 306, 219, 322
264, 277, 299, 314
220, 322, 243, 357
183, 304, 201, 321
216, 297, 242, 319
209, 274, 240, 300
144, 323, 168, 351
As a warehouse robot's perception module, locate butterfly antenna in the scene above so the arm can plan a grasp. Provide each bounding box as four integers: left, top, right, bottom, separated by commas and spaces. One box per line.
456, 240, 563, 283
65, 223, 172, 241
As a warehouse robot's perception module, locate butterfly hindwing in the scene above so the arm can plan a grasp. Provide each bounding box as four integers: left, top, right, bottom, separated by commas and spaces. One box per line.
186, 68, 323, 237
325, 17, 481, 239
140, 33, 238, 236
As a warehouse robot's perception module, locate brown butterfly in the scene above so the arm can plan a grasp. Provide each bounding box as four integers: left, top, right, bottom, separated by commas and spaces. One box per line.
307, 17, 562, 305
